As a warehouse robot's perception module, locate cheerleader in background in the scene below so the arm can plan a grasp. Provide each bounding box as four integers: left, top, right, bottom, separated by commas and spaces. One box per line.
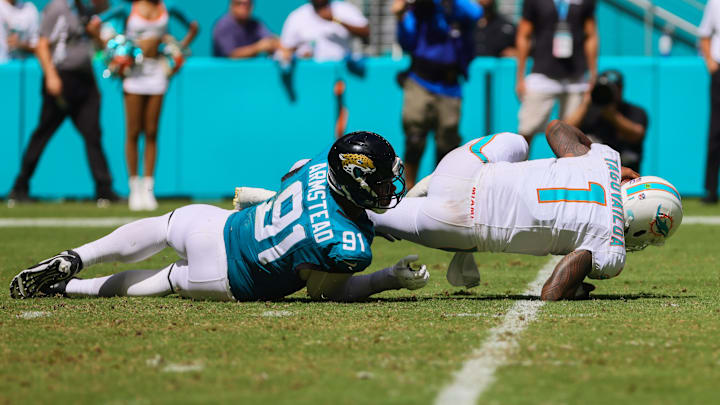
88, 0, 197, 211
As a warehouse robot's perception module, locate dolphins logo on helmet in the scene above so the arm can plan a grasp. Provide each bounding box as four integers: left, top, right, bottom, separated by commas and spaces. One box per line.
649, 205, 674, 237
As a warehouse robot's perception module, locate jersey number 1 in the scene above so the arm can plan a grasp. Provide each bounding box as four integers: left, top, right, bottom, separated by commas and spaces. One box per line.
537, 182, 607, 205
254, 181, 306, 264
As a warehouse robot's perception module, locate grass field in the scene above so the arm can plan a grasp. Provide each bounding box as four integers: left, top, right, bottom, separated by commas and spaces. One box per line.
1, 199, 719, 404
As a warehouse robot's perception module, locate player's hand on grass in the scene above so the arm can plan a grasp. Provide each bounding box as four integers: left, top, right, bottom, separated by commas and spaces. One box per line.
391, 255, 429, 290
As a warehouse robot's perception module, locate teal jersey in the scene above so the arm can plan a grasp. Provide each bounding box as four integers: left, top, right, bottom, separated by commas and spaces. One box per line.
224, 149, 375, 301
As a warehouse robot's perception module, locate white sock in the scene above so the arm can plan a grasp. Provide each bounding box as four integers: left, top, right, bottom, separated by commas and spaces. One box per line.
74, 213, 171, 268
66, 264, 175, 297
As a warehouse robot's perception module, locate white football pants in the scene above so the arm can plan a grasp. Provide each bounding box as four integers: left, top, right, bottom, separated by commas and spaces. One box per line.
68, 204, 235, 301
369, 132, 529, 250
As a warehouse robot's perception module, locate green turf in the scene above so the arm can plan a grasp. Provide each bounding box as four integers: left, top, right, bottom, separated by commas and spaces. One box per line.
1, 200, 719, 404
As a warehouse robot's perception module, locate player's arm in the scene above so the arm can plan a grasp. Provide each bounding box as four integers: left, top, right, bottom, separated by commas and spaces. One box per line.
545, 120, 592, 158
540, 250, 593, 301
304, 255, 429, 302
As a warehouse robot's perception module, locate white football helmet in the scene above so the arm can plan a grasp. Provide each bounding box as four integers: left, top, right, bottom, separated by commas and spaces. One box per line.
621, 176, 683, 252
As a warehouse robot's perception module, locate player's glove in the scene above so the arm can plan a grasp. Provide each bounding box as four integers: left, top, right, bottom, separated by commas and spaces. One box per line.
232, 187, 277, 210
391, 254, 429, 290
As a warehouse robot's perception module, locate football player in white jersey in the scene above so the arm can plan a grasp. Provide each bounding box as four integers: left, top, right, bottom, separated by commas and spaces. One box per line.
366, 120, 683, 300
233, 121, 683, 301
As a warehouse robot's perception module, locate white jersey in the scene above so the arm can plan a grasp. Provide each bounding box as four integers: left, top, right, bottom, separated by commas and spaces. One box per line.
280, 2, 367, 62
472, 143, 626, 279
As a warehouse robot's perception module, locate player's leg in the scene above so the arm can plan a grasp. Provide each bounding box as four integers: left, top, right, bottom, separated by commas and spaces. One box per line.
64, 205, 232, 299
74, 213, 173, 267
407, 132, 529, 198
64, 262, 178, 297
368, 197, 476, 251
10, 211, 173, 298
165, 204, 235, 301
25, 205, 233, 299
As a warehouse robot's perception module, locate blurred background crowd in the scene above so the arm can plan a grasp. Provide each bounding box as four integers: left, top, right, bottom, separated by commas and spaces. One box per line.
0, 0, 717, 208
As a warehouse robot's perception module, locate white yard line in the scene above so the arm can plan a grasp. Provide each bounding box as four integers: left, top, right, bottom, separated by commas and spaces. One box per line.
0, 217, 138, 227
682, 216, 720, 225
1, 216, 718, 228
434, 256, 562, 405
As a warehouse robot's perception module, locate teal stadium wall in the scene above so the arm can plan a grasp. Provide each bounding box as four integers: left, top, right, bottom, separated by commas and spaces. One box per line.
22, 0, 707, 57
0, 56, 710, 198
1, 1, 710, 198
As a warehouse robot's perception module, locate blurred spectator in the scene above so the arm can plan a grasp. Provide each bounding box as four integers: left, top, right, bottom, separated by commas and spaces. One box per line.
0, 0, 39, 62
212, 0, 278, 58
474, 0, 516, 57
515, 0, 597, 145
280, 0, 370, 138
699, 0, 720, 204
8, 0, 117, 204
565, 70, 647, 172
393, 0, 482, 189
88, 0, 198, 211
279, 0, 369, 62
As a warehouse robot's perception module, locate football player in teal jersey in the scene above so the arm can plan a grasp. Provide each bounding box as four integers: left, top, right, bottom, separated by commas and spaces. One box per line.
10, 132, 430, 301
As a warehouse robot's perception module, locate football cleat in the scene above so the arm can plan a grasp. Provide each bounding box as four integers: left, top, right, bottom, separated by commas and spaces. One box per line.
10, 251, 83, 299
39, 278, 74, 297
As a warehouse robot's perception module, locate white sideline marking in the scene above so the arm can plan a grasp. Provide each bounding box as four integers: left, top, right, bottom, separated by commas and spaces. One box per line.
0, 217, 138, 227
682, 216, 720, 225
434, 256, 562, 405
1, 216, 717, 228
17, 311, 51, 319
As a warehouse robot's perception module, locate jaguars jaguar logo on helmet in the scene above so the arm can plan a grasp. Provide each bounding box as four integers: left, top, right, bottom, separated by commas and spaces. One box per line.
339, 153, 376, 180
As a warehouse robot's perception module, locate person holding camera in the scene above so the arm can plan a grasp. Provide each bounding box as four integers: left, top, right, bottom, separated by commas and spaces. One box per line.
515, 0, 598, 145
393, 0, 482, 189
565, 70, 647, 172
699, 0, 720, 204
8, 0, 118, 205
